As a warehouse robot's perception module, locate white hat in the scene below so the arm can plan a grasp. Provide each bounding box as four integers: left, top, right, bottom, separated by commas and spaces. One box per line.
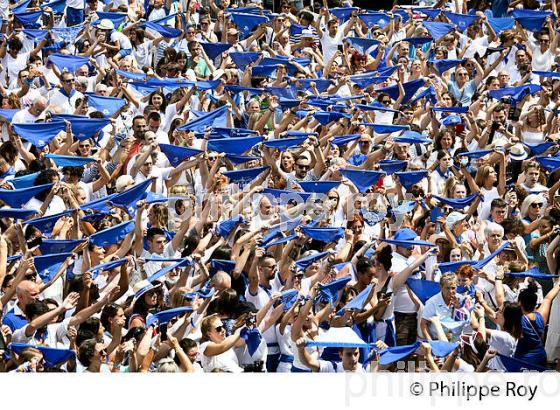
97, 19, 114, 30
446, 212, 468, 230
132, 280, 161, 304
509, 143, 529, 161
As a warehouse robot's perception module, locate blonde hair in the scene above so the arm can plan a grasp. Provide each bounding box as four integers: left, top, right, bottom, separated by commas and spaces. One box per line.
200, 314, 220, 342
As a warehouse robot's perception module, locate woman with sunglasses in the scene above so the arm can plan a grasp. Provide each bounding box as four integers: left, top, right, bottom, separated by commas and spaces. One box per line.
199, 313, 250, 373
447, 60, 484, 107
520, 194, 546, 244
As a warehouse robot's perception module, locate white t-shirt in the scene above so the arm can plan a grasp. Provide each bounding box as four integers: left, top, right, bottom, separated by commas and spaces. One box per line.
487, 329, 517, 371
388, 252, 419, 314
200, 340, 243, 373
23, 195, 66, 216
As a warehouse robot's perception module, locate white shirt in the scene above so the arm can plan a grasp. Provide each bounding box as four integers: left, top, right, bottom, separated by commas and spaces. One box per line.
244, 286, 279, 355
388, 252, 418, 314
48, 88, 84, 114
200, 340, 243, 373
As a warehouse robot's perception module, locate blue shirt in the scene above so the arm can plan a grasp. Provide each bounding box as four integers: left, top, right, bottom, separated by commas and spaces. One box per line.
2, 305, 28, 332
447, 79, 477, 106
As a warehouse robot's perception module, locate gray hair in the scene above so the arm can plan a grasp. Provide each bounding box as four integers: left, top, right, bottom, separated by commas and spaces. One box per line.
484, 222, 504, 238
439, 272, 457, 288
520, 194, 544, 218
156, 358, 179, 373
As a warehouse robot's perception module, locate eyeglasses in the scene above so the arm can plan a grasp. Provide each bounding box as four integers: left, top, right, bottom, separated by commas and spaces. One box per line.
296, 163, 309, 170
540, 39, 550, 43
381, 99, 391, 105
457, 73, 469, 77
214, 325, 224, 332
64, 78, 75, 83
531, 202, 544, 208
79, 144, 91, 149
359, 140, 371, 144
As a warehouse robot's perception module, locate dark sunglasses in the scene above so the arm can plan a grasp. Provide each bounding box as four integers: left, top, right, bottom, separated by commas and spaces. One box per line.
296, 163, 310, 170
214, 325, 224, 332
531, 202, 544, 208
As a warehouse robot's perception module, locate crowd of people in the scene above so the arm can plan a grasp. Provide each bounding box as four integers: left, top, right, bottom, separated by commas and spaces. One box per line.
0, 0, 560, 373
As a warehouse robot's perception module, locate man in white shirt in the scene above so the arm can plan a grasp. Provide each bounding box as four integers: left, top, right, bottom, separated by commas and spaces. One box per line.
12, 96, 47, 124
296, 339, 365, 373
317, 16, 356, 67
48, 71, 84, 114
245, 248, 283, 372
421, 273, 470, 342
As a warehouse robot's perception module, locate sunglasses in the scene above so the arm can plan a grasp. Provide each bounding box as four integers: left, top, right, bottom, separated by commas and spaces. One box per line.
64, 78, 75, 83
214, 325, 224, 332
328, 196, 339, 201
381, 100, 391, 105
296, 164, 310, 170
531, 202, 544, 208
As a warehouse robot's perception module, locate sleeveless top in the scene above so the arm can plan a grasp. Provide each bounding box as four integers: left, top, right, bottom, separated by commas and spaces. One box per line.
514, 312, 547, 366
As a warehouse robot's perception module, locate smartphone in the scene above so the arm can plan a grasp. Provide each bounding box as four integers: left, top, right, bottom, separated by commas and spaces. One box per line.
159, 323, 168, 342
508, 107, 521, 121
337, 44, 344, 52
0, 331, 6, 351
